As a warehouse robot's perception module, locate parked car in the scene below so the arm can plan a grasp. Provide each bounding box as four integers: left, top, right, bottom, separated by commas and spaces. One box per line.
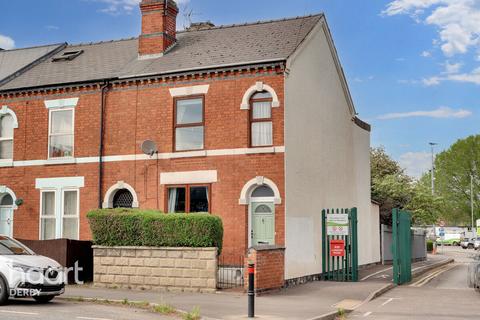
0, 235, 65, 305
475, 238, 480, 251
461, 238, 476, 249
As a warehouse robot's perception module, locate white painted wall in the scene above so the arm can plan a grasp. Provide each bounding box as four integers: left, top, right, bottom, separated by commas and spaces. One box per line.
284, 19, 380, 280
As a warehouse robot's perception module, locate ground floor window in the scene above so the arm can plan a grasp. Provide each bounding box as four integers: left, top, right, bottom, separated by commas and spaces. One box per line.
112, 189, 134, 208
167, 185, 209, 213
40, 189, 79, 240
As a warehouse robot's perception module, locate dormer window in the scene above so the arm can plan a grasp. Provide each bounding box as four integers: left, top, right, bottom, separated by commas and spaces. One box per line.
52, 50, 84, 62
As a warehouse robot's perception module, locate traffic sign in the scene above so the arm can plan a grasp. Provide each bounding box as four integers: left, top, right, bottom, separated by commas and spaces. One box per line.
439, 227, 445, 237
330, 240, 345, 257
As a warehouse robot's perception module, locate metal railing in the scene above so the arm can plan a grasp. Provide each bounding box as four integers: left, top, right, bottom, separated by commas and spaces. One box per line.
217, 255, 244, 289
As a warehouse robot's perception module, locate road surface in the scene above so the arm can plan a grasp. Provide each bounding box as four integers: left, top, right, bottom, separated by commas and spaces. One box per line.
349, 246, 480, 319
0, 299, 173, 320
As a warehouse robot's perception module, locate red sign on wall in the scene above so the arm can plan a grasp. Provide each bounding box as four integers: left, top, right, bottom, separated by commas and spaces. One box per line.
330, 240, 345, 257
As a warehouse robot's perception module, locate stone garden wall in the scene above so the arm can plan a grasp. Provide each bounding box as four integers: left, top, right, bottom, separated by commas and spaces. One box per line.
93, 246, 217, 293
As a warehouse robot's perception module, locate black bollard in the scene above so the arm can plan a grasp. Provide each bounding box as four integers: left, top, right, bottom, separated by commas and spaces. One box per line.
248, 263, 255, 318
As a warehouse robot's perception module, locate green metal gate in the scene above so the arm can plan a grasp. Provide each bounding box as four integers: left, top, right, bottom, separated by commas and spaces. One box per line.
392, 208, 412, 285
321, 208, 358, 282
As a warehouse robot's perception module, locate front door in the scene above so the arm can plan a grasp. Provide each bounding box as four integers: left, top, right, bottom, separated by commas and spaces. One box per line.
0, 207, 13, 237
251, 201, 275, 246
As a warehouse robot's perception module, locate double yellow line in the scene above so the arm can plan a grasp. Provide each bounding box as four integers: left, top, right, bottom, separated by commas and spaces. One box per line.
409, 264, 457, 287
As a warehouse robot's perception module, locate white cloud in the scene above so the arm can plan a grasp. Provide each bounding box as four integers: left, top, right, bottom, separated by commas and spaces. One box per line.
421, 50, 432, 57
378, 106, 473, 119
45, 25, 59, 31
423, 66, 480, 85
443, 61, 462, 74
383, 0, 480, 57
399, 151, 432, 178
91, 0, 190, 15
0, 34, 15, 50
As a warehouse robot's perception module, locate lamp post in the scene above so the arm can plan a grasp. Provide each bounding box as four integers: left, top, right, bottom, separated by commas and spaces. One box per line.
429, 142, 438, 253
471, 174, 475, 234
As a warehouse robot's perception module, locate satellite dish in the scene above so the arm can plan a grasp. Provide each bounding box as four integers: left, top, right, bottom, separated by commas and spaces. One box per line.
141, 140, 158, 157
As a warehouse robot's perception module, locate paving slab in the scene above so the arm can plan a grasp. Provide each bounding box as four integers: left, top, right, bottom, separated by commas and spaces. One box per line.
62, 255, 453, 320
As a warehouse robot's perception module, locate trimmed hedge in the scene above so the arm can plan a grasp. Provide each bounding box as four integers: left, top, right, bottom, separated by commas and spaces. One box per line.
426, 240, 434, 252
87, 209, 223, 254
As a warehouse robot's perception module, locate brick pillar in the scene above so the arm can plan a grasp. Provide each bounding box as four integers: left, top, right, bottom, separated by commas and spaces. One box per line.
245, 245, 285, 294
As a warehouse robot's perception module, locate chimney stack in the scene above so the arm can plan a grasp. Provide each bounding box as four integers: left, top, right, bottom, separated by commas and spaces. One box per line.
139, 0, 178, 58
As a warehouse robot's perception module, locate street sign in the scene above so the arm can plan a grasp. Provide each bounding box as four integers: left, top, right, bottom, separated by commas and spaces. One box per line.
330, 239, 345, 257
439, 227, 445, 238
327, 214, 349, 236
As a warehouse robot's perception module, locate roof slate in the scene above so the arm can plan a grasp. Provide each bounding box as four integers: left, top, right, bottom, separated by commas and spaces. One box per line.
0, 44, 64, 85
0, 14, 322, 91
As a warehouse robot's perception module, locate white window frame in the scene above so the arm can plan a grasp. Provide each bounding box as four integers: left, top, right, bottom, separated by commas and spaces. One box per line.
0, 114, 15, 162
39, 188, 80, 240
61, 188, 80, 240
39, 190, 57, 240
48, 107, 75, 159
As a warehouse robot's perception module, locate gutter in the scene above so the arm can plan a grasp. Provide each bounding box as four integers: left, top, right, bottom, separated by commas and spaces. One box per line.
98, 81, 110, 209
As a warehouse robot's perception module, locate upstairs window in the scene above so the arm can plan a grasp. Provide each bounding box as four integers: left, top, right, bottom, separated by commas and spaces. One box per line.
250, 92, 273, 147
167, 185, 209, 213
175, 97, 204, 151
0, 114, 14, 160
49, 109, 74, 158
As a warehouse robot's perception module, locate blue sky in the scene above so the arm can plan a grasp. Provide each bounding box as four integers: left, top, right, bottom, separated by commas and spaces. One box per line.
1, 0, 479, 178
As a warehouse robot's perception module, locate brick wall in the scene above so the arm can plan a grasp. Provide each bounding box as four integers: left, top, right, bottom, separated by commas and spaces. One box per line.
245, 246, 285, 293
93, 246, 217, 293
0, 71, 286, 261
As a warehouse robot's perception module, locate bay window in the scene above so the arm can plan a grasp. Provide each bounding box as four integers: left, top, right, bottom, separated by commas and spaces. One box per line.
250, 92, 273, 147
174, 97, 204, 151
167, 185, 209, 213
49, 108, 74, 158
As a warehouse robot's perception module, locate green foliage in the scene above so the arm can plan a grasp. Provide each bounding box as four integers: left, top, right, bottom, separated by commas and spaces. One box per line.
425, 135, 480, 225
371, 147, 441, 225
371, 147, 413, 224
153, 304, 176, 315
426, 240, 434, 252
183, 306, 201, 320
87, 209, 223, 253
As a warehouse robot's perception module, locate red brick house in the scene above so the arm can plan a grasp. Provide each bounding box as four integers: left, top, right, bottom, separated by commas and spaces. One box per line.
0, 0, 380, 282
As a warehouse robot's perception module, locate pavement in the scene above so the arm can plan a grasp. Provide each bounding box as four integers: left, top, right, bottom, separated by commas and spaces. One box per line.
60, 254, 453, 320
348, 246, 480, 320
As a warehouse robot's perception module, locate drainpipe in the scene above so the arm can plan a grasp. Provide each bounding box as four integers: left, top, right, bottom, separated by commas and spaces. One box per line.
98, 81, 110, 209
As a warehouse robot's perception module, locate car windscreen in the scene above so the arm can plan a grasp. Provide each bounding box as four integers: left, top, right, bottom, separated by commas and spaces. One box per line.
0, 236, 34, 255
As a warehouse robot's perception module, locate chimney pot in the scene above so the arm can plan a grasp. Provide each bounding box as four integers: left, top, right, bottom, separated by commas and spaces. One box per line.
187, 21, 215, 31
139, 0, 179, 58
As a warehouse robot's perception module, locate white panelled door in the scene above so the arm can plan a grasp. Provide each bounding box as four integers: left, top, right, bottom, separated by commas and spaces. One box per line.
0, 207, 13, 237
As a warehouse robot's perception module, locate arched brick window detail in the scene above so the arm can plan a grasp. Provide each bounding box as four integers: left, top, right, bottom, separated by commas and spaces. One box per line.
0, 106, 18, 161
103, 181, 139, 209
240, 82, 280, 110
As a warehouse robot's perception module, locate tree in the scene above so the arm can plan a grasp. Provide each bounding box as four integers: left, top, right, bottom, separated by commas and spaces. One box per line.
371, 147, 412, 224
371, 147, 441, 225
427, 135, 480, 226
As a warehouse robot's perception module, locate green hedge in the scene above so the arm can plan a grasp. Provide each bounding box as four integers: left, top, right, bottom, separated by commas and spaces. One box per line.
426, 240, 434, 252
87, 209, 223, 254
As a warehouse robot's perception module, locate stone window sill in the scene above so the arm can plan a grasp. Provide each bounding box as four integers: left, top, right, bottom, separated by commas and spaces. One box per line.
0, 160, 13, 167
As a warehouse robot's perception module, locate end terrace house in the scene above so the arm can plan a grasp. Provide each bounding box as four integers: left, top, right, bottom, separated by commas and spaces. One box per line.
0, 0, 380, 281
